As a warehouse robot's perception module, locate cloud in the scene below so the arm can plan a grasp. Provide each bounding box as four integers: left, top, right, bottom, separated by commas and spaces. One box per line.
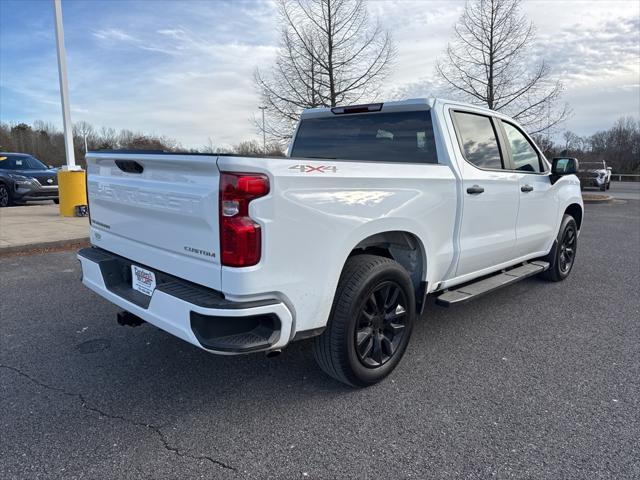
93, 28, 136, 43
534, 17, 640, 84
0, 0, 638, 148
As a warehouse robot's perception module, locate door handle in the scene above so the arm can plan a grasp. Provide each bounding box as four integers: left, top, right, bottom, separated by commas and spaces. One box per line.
521, 184, 534, 192
466, 185, 485, 195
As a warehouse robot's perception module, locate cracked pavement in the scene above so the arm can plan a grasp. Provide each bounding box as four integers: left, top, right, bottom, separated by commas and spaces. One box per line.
1, 199, 639, 479
1, 364, 236, 474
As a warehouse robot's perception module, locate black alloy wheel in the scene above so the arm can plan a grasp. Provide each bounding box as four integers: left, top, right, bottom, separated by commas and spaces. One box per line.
313, 254, 416, 387
541, 214, 578, 282
558, 222, 577, 275
355, 281, 408, 368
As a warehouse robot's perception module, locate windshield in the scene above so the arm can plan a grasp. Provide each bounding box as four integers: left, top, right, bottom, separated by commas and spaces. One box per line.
291, 110, 438, 163
0, 154, 48, 170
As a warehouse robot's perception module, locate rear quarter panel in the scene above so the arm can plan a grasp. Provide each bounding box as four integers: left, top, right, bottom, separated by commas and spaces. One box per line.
217, 155, 457, 334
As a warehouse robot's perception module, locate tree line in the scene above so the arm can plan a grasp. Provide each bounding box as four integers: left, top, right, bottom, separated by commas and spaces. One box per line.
0, 121, 284, 167
1, 115, 637, 172
534, 117, 640, 174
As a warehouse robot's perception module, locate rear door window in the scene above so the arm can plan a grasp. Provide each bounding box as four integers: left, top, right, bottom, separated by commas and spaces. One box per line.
451, 111, 503, 170
291, 111, 438, 163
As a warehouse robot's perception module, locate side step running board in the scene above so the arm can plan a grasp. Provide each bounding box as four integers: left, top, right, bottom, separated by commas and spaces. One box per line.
436, 261, 550, 307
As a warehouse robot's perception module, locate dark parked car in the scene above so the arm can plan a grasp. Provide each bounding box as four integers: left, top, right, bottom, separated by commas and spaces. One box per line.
0, 153, 59, 207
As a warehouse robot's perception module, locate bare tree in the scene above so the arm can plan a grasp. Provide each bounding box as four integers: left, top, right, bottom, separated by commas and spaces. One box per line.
73, 121, 95, 148
562, 130, 580, 152
436, 0, 569, 133
201, 137, 218, 154
233, 139, 286, 157
255, 0, 395, 141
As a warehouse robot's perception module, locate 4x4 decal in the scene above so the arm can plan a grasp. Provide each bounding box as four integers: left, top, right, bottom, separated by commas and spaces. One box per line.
289, 164, 337, 173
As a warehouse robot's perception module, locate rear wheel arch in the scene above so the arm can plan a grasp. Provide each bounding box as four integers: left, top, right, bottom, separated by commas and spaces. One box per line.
347, 230, 427, 309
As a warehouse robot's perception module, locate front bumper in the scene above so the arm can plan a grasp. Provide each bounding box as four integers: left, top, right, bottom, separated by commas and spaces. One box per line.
78, 247, 293, 354
580, 176, 606, 187
14, 184, 58, 201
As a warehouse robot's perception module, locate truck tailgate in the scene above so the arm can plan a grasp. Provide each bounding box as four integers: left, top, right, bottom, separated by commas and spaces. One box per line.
86, 152, 222, 290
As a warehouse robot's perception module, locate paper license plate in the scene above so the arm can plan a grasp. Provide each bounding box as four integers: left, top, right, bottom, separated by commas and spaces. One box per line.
131, 265, 156, 296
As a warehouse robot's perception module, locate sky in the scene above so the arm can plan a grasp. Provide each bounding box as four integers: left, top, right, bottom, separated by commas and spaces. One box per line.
0, 0, 639, 149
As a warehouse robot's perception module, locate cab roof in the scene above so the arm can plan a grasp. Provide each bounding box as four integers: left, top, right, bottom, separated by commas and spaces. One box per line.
300, 98, 498, 119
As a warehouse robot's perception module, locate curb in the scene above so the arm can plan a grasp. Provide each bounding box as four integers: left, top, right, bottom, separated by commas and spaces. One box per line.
582, 194, 614, 204
0, 237, 90, 256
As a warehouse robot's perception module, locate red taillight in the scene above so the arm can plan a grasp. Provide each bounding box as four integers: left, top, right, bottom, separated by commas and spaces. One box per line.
219, 172, 269, 267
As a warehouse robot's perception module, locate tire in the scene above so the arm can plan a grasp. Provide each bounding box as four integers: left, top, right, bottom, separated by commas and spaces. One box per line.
599, 185, 606, 191
606, 181, 611, 190
541, 214, 578, 282
313, 254, 416, 387
53, 199, 60, 204
0, 183, 13, 207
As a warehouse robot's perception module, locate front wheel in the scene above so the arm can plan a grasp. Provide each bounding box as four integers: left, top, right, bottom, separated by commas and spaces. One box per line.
313, 254, 416, 387
0, 184, 13, 207
541, 214, 578, 282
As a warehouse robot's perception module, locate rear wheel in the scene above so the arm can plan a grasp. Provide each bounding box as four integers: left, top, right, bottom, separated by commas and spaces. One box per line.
0, 184, 12, 207
53, 199, 59, 204
313, 254, 415, 387
541, 214, 578, 282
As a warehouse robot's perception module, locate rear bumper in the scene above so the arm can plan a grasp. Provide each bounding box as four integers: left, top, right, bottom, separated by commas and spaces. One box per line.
77, 247, 293, 354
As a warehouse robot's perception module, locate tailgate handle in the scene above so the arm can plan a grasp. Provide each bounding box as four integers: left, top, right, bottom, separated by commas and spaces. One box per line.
115, 160, 144, 174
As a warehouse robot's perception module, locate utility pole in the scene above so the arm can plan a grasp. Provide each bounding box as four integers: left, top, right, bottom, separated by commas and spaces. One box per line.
53, 0, 86, 218
53, 0, 78, 170
258, 106, 267, 154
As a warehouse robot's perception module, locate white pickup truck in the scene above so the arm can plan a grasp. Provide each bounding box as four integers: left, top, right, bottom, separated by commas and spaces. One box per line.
78, 98, 583, 387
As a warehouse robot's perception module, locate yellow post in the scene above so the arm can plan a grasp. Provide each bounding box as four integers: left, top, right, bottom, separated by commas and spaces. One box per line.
57, 169, 87, 217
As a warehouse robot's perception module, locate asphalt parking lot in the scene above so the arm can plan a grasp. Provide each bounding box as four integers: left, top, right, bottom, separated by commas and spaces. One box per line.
1, 199, 639, 479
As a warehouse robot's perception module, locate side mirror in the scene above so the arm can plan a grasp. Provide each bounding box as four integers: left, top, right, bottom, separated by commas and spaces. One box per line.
48, 165, 55, 169
552, 157, 578, 175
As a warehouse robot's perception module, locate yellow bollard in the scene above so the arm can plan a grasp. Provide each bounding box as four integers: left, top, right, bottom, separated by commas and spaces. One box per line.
57, 169, 87, 217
